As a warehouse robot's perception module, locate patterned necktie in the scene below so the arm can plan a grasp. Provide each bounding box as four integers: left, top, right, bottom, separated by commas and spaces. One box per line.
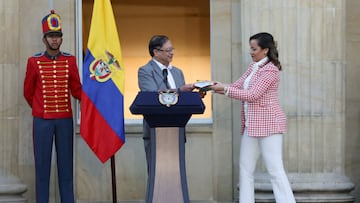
162, 69, 169, 89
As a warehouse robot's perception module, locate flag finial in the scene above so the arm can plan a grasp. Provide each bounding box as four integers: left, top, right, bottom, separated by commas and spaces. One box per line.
49, 0, 54, 10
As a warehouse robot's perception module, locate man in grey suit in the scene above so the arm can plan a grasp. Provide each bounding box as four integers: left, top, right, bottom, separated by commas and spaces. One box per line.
138, 35, 195, 171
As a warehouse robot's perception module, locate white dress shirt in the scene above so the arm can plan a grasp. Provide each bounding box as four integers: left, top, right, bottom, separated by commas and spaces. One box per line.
153, 59, 176, 89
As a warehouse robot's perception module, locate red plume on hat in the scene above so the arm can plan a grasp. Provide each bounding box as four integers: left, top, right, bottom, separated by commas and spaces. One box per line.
42, 10, 62, 36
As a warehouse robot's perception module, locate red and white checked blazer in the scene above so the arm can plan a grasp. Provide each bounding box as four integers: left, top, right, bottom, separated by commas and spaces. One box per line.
227, 61, 286, 137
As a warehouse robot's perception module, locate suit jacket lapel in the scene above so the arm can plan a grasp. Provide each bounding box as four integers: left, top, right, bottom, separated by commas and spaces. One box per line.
150, 60, 183, 88
150, 60, 163, 80
170, 68, 181, 87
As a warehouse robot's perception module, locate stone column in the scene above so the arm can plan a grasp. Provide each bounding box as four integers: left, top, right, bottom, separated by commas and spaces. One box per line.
211, 0, 236, 201
0, 171, 27, 203
0, 0, 28, 202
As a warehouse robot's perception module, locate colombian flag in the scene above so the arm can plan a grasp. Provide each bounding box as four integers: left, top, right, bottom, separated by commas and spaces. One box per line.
80, 0, 125, 163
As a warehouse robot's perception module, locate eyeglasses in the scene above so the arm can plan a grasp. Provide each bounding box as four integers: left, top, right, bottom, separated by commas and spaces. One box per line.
157, 48, 175, 53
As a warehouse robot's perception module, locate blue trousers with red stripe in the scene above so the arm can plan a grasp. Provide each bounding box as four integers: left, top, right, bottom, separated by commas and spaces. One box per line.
33, 117, 75, 203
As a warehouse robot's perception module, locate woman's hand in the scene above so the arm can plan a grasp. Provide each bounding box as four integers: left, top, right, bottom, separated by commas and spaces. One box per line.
210, 81, 226, 94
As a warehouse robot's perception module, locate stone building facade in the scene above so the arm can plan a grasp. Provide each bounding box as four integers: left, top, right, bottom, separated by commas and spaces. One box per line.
0, 0, 359, 202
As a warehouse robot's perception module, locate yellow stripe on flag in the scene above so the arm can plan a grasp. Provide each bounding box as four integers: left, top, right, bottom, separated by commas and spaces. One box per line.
87, 0, 125, 93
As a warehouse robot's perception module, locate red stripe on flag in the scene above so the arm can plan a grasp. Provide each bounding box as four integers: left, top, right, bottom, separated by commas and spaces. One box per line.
80, 93, 124, 163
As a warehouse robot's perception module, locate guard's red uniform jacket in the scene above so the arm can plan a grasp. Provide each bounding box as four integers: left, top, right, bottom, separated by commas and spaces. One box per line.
24, 51, 82, 119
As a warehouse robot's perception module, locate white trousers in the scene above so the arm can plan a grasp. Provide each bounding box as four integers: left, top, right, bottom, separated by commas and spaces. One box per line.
239, 130, 296, 203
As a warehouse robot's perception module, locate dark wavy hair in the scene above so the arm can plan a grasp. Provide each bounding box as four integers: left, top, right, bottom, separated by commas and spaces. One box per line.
250, 32, 282, 70
148, 35, 169, 57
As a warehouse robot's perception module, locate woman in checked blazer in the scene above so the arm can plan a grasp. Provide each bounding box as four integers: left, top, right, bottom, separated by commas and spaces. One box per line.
210, 32, 296, 203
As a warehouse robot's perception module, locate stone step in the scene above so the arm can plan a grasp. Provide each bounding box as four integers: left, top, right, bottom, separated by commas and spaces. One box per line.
252, 173, 356, 203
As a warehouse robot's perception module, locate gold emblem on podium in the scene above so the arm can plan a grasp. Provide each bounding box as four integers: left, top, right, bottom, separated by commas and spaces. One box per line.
159, 90, 179, 107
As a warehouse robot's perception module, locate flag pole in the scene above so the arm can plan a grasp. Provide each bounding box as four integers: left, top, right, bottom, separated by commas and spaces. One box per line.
111, 155, 117, 203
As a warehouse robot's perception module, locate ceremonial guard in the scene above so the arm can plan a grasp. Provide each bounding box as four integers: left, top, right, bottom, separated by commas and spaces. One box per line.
23, 10, 81, 203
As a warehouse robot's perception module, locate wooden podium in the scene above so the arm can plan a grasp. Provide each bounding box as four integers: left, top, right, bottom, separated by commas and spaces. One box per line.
130, 91, 205, 203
